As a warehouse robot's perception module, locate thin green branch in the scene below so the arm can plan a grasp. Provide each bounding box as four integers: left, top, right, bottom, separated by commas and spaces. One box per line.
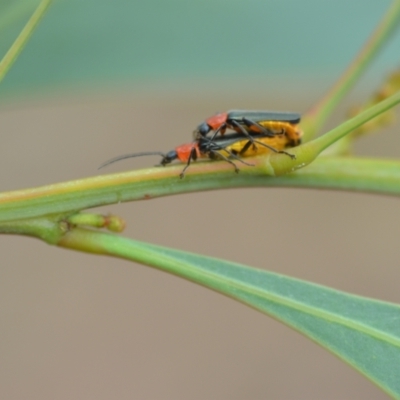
1, 156, 400, 228
302, 0, 400, 140
302, 88, 400, 155
0, 0, 53, 85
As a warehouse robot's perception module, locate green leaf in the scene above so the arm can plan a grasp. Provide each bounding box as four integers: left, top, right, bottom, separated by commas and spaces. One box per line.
137, 245, 400, 398
60, 228, 400, 399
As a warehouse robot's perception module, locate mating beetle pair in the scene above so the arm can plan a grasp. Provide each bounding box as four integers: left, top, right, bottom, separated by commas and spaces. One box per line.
99, 110, 303, 178
194, 110, 302, 147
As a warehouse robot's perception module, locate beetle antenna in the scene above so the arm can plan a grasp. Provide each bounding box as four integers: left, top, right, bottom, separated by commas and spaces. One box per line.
98, 152, 166, 169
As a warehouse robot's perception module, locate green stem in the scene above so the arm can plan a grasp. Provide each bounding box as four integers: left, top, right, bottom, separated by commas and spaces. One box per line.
303, 0, 400, 140
0, 213, 69, 243
273, 157, 400, 194
0, 0, 53, 85
302, 88, 400, 155
0, 156, 400, 227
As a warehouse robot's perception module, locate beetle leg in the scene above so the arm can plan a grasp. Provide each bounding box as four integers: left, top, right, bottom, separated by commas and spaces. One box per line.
179, 146, 198, 178
238, 140, 253, 156
242, 117, 276, 138
210, 142, 254, 167
229, 119, 257, 147
208, 150, 240, 173
252, 139, 296, 159
208, 123, 227, 142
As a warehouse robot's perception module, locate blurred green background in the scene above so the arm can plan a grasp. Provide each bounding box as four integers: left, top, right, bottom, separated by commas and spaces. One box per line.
1, 0, 399, 96
0, 1, 399, 399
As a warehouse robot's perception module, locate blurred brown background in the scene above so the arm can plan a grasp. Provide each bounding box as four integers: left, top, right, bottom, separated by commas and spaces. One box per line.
0, 87, 399, 399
